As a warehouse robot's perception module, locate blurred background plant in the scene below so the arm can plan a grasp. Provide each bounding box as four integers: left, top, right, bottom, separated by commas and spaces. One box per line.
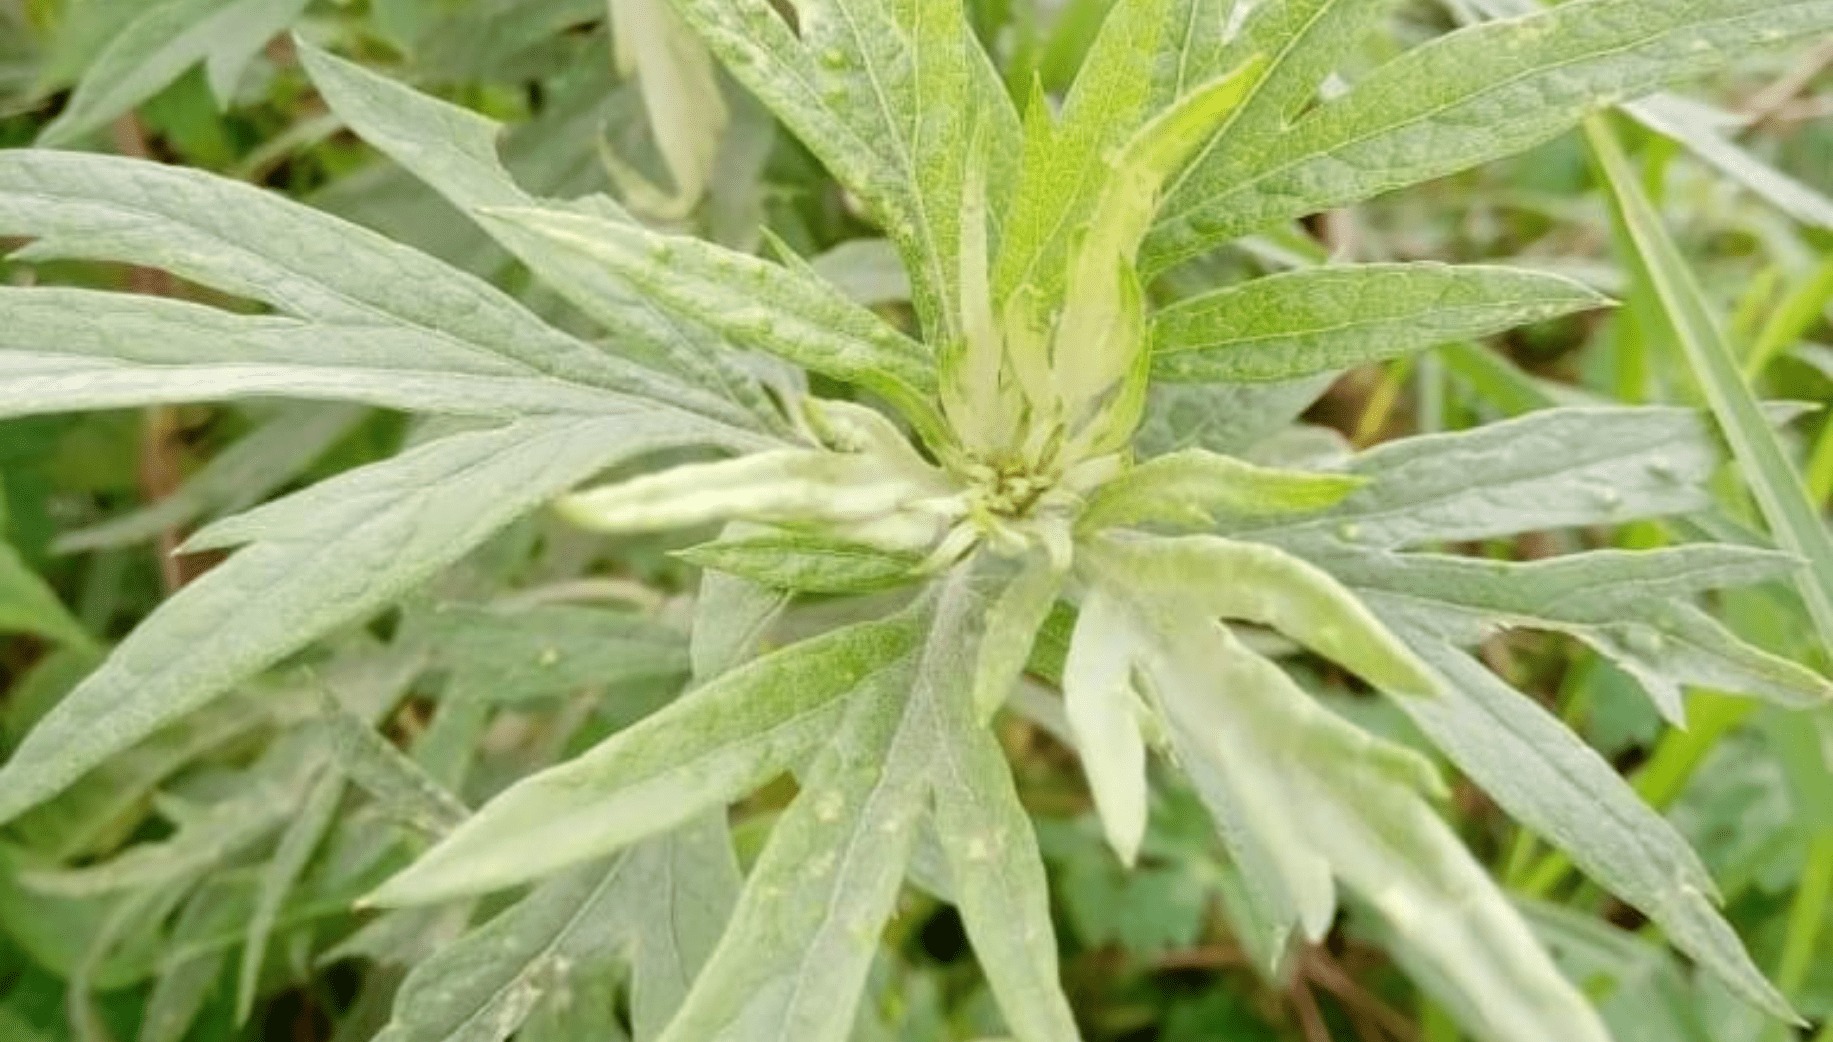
0, 1, 1829, 1040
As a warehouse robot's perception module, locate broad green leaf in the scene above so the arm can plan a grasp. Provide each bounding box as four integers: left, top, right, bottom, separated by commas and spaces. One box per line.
296, 41, 779, 427
687, 556, 792, 682
1590, 116, 1833, 649
1238, 406, 1730, 550
1159, 0, 1403, 214
371, 857, 638, 1042
1454, 0, 1833, 229
1385, 631, 1797, 1021
1334, 546, 1833, 718
367, 611, 923, 905
623, 816, 742, 1042
1145, 0, 1833, 270
1150, 264, 1609, 382
422, 602, 689, 703
1086, 533, 1439, 698
1518, 899, 1717, 1042
1133, 374, 1337, 458
652, 610, 937, 1042
1150, 622, 1342, 950
0, 415, 699, 826
0, 288, 652, 418
236, 767, 343, 1025
1080, 448, 1362, 532
809, 238, 911, 307
676, 531, 923, 594
0, 149, 757, 431
35, 0, 310, 147
479, 206, 944, 440
663, 0, 1019, 337
56, 404, 363, 553
1150, 620, 1609, 1042
1063, 588, 1150, 865
927, 574, 1081, 1042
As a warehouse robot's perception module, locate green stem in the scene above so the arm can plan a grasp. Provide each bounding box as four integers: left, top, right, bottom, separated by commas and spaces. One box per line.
1774, 831, 1833, 1000
1808, 412, 1833, 505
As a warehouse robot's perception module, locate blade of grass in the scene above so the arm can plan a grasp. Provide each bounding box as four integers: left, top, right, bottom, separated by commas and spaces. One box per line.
1586, 114, 1833, 648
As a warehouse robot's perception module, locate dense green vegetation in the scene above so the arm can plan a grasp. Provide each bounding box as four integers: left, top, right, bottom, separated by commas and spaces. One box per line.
1, 2, 1831, 1041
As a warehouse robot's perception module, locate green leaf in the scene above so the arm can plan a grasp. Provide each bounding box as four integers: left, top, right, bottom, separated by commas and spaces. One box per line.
0, 288, 654, 418
1148, 619, 1610, 1042
1086, 533, 1439, 698
56, 404, 364, 553
322, 699, 471, 839
651, 611, 937, 1042
295, 40, 780, 428
1150, 264, 1610, 382
1159, 0, 1403, 230
1145, 0, 1833, 270
1080, 448, 1362, 532
1334, 546, 1833, 718
1518, 899, 1717, 1042
1049, 57, 1266, 443
1457, 0, 1833, 229
676, 532, 923, 594
0, 415, 700, 826
1063, 588, 1150, 865
928, 584, 1082, 1042
1238, 406, 1731, 550
367, 611, 923, 905
663, 0, 1019, 336
21, 739, 318, 897
993, 0, 1181, 311
1133, 374, 1337, 458
623, 816, 742, 1042
0, 149, 757, 432
35, 0, 311, 147
141, 946, 225, 1042
236, 767, 343, 1025
478, 206, 945, 440
1589, 115, 1833, 650
0, 536, 90, 648
1386, 632, 1797, 1021
970, 551, 1066, 721
422, 602, 689, 703
371, 857, 638, 1042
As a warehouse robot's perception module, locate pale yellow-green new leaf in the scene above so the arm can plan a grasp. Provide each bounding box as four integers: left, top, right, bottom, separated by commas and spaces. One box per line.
1085, 533, 1439, 699
1079, 448, 1363, 532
